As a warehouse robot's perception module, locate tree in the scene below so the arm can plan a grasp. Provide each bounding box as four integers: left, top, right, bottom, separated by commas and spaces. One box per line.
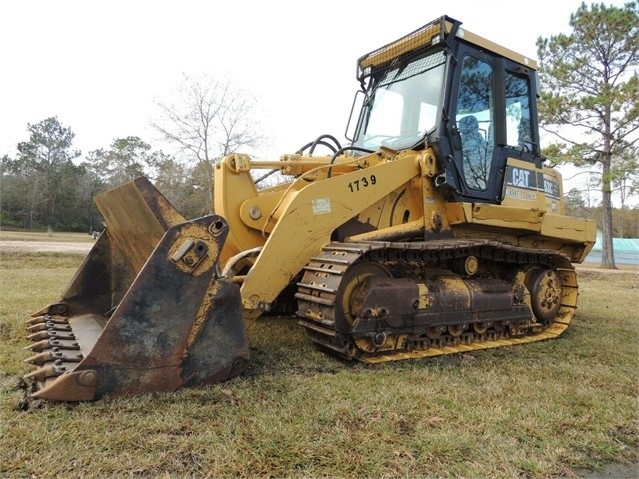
84, 136, 161, 189
0, 155, 11, 228
610, 146, 639, 218
152, 155, 202, 219
563, 187, 591, 218
9, 117, 83, 229
83, 136, 191, 224
151, 74, 266, 213
536, 2, 639, 268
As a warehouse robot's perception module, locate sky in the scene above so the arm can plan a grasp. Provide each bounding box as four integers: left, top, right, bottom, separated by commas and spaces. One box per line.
0, 0, 631, 202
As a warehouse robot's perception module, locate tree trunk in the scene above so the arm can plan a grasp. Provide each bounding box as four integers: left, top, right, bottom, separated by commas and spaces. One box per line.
600, 100, 616, 269
601, 160, 616, 269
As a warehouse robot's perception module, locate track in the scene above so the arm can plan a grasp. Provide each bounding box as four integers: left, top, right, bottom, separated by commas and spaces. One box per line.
296, 240, 577, 363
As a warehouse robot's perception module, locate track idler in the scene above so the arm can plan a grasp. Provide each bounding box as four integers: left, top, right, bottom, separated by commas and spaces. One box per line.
23, 178, 249, 401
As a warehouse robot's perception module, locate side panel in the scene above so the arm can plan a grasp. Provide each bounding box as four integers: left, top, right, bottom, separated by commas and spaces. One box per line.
444, 200, 596, 262
500, 157, 554, 211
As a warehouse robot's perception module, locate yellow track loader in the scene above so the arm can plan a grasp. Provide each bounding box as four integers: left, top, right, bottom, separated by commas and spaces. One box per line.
24, 16, 596, 401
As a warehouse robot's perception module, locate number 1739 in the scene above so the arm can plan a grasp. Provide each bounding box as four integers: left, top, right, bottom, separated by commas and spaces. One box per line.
348, 175, 376, 192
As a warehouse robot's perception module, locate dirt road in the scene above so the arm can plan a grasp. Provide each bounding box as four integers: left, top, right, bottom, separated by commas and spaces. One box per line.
0, 240, 93, 254
1, 240, 637, 274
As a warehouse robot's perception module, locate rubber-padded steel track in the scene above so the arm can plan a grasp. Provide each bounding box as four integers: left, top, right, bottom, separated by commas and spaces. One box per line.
295, 239, 577, 363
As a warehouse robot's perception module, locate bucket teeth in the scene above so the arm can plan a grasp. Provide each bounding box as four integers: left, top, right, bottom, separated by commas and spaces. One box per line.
21, 188, 250, 401
26, 314, 69, 327
25, 315, 48, 327
27, 330, 76, 342
26, 321, 72, 333
24, 350, 84, 366
24, 363, 68, 382
25, 339, 81, 353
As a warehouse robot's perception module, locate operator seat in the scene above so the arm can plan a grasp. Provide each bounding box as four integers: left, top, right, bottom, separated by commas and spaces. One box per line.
458, 115, 488, 189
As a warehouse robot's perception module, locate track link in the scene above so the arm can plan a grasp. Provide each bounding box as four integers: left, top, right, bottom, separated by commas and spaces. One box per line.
296, 239, 577, 363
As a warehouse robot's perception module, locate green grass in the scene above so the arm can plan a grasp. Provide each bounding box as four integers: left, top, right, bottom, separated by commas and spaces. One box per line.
0, 252, 637, 478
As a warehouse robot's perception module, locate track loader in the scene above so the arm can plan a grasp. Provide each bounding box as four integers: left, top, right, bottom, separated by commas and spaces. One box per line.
24, 16, 596, 401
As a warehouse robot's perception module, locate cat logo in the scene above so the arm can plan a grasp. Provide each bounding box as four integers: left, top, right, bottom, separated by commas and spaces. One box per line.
512, 168, 530, 188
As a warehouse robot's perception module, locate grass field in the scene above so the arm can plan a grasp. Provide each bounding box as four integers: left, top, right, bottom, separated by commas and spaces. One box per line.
0, 250, 637, 479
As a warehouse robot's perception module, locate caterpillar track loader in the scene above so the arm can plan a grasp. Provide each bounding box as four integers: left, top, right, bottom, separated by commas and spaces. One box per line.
23, 16, 596, 401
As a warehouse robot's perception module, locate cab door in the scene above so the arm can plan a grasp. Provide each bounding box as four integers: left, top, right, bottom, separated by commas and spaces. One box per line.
446, 44, 542, 205
449, 45, 500, 202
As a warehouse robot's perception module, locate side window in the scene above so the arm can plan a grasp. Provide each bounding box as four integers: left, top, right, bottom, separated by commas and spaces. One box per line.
455, 56, 495, 190
505, 73, 533, 150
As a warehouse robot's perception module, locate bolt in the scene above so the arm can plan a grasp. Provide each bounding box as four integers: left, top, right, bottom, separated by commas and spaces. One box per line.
79, 370, 98, 387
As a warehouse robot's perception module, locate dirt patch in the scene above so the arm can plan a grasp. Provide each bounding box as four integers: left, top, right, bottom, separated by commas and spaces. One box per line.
577, 265, 639, 274
568, 461, 639, 479
0, 240, 92, 254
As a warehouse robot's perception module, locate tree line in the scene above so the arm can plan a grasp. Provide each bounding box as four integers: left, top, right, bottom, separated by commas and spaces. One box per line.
1, 118, 205, 232
0, 75, 265, 233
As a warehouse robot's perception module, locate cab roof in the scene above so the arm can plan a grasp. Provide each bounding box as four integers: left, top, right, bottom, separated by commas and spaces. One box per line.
357, 16, 537, 79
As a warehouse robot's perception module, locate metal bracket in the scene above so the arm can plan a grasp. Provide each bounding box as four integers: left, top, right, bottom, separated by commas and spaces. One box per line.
171, 239, 209, 270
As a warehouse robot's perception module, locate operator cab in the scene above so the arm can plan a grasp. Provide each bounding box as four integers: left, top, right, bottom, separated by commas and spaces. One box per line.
350, 16, 543, 205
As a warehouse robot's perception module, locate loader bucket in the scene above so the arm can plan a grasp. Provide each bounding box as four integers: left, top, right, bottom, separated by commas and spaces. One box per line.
23, 177, 249, 401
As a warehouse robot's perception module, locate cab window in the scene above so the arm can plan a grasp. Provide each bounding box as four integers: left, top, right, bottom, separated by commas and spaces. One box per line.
455, 55, 495, 190
505, 73, 533, 150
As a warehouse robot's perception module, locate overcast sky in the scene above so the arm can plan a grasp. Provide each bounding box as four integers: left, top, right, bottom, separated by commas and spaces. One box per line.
0, 0, 630, 201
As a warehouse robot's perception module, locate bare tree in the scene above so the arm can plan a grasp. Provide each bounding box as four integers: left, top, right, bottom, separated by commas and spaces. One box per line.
151, 74, 266, 212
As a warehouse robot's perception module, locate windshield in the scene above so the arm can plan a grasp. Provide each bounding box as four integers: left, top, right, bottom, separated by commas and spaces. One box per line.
352, 49, 446, 151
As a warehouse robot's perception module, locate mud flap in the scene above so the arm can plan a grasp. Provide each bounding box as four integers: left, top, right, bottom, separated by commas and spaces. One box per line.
24, 178, 249, 401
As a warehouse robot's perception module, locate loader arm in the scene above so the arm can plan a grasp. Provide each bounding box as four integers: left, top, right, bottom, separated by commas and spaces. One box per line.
236, 153, 422, 312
